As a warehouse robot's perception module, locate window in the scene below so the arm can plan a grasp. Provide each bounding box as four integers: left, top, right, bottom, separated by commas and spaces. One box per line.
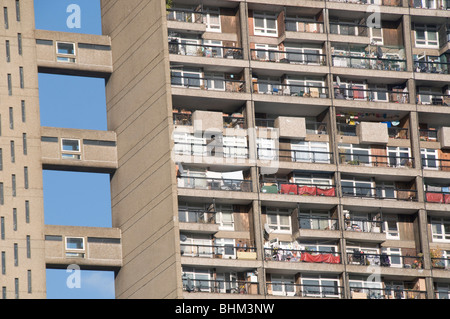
4, 7, 8, 29
284, 43, 323, 65
370, 27, 383, 45
339, 144, 371, 165
26, 235, 30, 258
299, 210, 334, 230
11, 174, 16, 197
203, 8, 221, 32
180, 233, 212, 257
222, 135, 248, 158
0, 217, 4, 240
61, 139, 81, 160
56, 42, 76, 62
14, 278, 18, 299
25, 200, 29, 223
13, 208, 17, 231
256, 76, 282, 94
214, 238, 236, 259
291, 141, 330, 163
387, 147, 411, 168
254, 12, 278, 36
341, 176, 373, 197
182, 267, 212, 293
216, 204, 234, 230
1, 251, 5, 274
431, 217, 450, 242
436, 283, 450, 299
24, 166, 28, 189
415, 24, 438, 48
65, 237, 85, 257
271, 274, 295, 296
349, 276, 383, 299
7, 74, 12, 95
384, 215, 400, 239
22, 133, 27, 155
5, 40, 10, 62
301, 274, 340, 298
17, 33, 22, 55
9, 107, 13, 129
19, 67, 24, 88
27, 270, 31, 294
204, 72, 225, 91
21, 100, 25, 122
15, 0, 20, 21
14, 243, 18, 266
254, 44, 278, 62
202, 40, 223, 58
266, 208, 291, 233
256, 137, 277, 160
170, 68, 202, 88
421, 148, 438, 169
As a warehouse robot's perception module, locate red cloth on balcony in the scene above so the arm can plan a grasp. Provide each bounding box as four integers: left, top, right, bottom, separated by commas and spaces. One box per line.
298, 186, 317, 196
445, 194, 450, 204
280, 184, 298, 195
301, 252, 340, 264
426, 192, 444, 203
316, 187, 335, 197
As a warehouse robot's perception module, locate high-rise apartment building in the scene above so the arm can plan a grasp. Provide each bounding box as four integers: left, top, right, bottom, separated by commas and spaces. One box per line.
1, 0, 450, 299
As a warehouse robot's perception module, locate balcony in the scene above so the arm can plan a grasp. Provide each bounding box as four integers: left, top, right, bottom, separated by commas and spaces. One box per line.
327, 0, 403, 6
350, 286, 427, 299
264, 247, 341, 264
177, 176, 253, 192
260, 181, 337, 197
266, 282, 344, 298
178, 209, 219, 234
414, 60, 450, 75
416, 92, 450, 106
252, 81, 329, 98
182, 277, 259, 295
171, 74, 246, 93
250, 48, 326, 66
347, 251, 424, 269
173, 141, 249, 159
341, 185, 418, 201
332, 54, 407, 72
168, 40, 243, 60
409, 0, 450, 10
180, 243, 257, 260
166, 8, 207, 33
334, 85, 409, 104
257, 148, 333, 164
339, 152, 414, 168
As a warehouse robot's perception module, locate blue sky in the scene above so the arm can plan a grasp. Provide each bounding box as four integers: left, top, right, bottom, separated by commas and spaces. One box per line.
34, 0, 115, 299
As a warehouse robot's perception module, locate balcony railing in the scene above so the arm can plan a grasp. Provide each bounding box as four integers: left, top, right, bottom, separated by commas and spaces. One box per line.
332, 55, 407, 71
422, 158, 450, 171
251, 49, 326, 65
334, 86, 409, 104
344, 218, 384, 233
431, 257, 450, 270
350, 286, 427, 299
336, 123, 409, 138
264, 248, 341, 264
414, 60, 450, 74
182, 278, 259, 295
416, 92, 450, 106
257, 148, 333, 164
166, 8, 204, 23
425, 191, 450, 203
254, 120, 328, 134
168, 41, 243, 59
174, 141, 249, 159
419, 129, 438, 141
410, 0, 450, 10
173, 112, 192, 126
252, 82, 329, 98
342, 186, 418, 201
327, 0, 402, 6
339, 153, 415, 168
177, 176, 253, 192
180, 243, 257, 259
260, 182, 337, 197
285, 19, 324, 33
178, 209, 217, 224
329, 22, 368, 37
266, 282, 344, 298
347, 251, 424, 269
299, 216, 339, 230
171, 75, 245, 93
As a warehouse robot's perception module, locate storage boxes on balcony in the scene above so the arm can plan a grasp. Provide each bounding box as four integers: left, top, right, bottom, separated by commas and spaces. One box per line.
356, 122, 389, 145
274, 116, 306, 140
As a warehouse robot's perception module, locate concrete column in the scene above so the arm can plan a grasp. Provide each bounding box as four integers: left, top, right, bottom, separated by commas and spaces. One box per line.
402, 14, 414, 73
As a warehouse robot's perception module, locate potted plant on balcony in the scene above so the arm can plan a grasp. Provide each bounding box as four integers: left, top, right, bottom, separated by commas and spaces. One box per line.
430, 247, 444, 269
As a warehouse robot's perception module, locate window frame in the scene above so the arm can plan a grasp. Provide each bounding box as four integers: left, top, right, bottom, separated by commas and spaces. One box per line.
253, 11, 278, 37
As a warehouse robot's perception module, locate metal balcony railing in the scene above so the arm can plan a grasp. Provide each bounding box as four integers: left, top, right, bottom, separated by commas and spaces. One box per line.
425, 190, 450, 203
347, 251, 424, 269
171, 74, 245, 93
174, 141, 249, 159
329, 22, 369, 36
422, 158, 450, 171
251, 48, 327, 65
168, 41, 243, 59
266, 282, 344, 298
260, 182, 337, 197
180, 243, 257, 259
350, 286, 427, 299
252, 82, 329, 98
166, 8, 204, 23
416, 92, 450, 106
344, 218, 385, 233
257, 148, 333, 164
178, 209, 217, 224
182, 278, 259, 295
409, 0, 450, 10
327, 0, 403, 6
298, 216, 339, 230
285, 19, 324, 33
177, 176, 253, 192
264, 248, 341, 264
339, 153, 414, 168
341, 186, 418, 201
414, 60, 450, 74
332, 55, 407, 71
334, 86, 409, 104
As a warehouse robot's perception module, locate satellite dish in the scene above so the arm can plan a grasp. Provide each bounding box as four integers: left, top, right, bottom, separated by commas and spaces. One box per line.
336, 76, 341, 86
264, 223, 273, 234
377, 46, 383, 59
180, 234, 187, 242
